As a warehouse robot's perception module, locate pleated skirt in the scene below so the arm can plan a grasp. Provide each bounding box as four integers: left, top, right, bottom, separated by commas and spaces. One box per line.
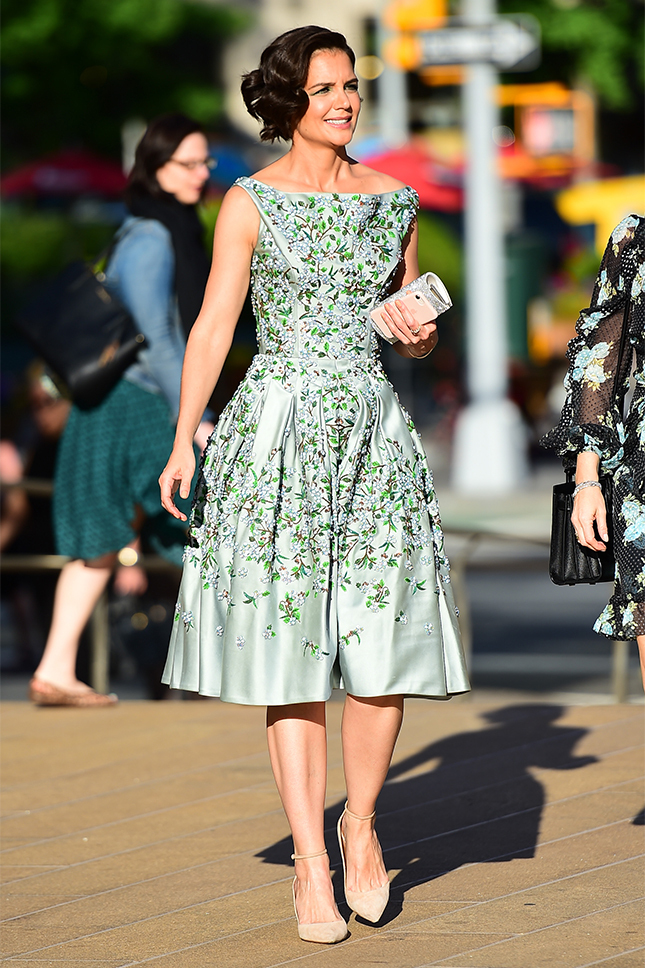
163, 355, 470, 704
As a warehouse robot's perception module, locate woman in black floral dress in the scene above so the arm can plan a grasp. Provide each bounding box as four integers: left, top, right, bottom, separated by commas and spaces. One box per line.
544, 215, 645, 685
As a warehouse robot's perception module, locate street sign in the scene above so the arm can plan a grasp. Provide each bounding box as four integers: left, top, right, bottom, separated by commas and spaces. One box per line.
418, 16, 540, 71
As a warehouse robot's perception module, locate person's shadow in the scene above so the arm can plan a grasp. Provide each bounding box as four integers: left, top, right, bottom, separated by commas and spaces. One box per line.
256, 704, 597, 925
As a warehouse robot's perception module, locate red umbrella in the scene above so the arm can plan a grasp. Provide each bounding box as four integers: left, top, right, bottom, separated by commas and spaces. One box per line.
362, 142, 463, 212
1, 149, 127, 198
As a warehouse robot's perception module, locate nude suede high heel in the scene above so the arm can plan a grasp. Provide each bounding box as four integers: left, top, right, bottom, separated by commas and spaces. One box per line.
337, 802, 390, 923
291, 848, 348, 944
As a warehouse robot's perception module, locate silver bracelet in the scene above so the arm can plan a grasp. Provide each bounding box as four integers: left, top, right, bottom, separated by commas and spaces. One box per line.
573, 480, 602, 498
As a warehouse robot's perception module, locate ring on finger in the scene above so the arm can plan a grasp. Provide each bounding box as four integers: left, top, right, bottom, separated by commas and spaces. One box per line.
410, 326, 421, 335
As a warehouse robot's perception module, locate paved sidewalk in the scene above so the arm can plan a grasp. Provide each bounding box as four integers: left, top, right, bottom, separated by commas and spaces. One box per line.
2, 699, 643, 967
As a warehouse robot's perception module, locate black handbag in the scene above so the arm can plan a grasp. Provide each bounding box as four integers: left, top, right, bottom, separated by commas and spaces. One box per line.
549, 297, 631, 586
17, 243, 146, 410
549, 473, 615, 585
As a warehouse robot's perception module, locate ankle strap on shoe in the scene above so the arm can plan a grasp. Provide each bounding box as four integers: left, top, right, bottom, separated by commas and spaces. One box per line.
344, 801, 376, 822
291, 847, 328, 861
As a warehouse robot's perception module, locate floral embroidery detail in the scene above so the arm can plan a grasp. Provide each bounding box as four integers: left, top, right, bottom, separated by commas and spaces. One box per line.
302, 637, 329, 660
339, 627, 363, 650
279, 590, 308, 625
216, 626, 224, 636
424, 622, 434, 635
360, 580, 391, 612
181, 610, 194, 631
168, 177, 472, 681
243, 589, 271, 608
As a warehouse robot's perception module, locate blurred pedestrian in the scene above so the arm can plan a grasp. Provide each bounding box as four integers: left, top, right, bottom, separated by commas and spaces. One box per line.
159, 26, 468, 944
544, 215, 644, 686
30, 113, 214, 707
0, 365, 71, 554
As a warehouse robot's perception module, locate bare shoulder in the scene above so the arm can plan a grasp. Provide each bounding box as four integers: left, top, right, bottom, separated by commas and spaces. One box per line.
218, 184, 260, 222
221, 183, 257, 209
250, 160, 287, 186
348, 163, 408, 194
213, 184, 259, 246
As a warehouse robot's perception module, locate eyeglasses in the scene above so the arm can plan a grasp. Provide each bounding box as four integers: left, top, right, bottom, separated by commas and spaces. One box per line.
169, 157, 216, 171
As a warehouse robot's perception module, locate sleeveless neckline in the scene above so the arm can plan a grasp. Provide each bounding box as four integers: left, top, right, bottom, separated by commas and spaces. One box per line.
240, 176, 412, 200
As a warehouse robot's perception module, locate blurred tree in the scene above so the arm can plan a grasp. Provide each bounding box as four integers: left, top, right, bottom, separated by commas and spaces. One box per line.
416, 212, 462, 296
2, 0, 249, 165
500, 0, 644, 111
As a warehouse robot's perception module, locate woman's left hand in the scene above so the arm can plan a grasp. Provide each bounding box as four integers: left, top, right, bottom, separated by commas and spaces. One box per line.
380, 299, 438, 357
571, 485, 609, 552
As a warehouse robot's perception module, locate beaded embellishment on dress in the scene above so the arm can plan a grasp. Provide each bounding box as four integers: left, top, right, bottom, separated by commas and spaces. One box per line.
162, 177, 470, 705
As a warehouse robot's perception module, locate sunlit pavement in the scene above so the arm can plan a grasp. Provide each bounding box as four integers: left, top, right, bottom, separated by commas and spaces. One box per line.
1, 698, 643, 967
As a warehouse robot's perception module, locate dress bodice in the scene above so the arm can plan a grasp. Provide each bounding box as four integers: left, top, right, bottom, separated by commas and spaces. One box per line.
235, 177, 419, 360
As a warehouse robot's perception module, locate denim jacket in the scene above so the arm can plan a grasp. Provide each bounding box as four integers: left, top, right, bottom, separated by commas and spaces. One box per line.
105, 217, 186, 421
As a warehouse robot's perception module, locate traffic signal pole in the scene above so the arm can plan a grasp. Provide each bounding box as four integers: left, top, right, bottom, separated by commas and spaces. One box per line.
377, 20, 409, 148
451, 0, 528, 493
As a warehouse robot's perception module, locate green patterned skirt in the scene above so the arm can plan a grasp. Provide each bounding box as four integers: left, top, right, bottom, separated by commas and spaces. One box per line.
53, 379, 191, 563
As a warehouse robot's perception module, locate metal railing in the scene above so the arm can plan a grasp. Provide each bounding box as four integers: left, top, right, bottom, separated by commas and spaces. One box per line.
0, 478, 634, 702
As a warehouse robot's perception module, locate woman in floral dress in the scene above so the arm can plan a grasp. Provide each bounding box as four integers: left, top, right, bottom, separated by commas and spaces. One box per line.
544, 215, 645, 685
159, 26, 469, 942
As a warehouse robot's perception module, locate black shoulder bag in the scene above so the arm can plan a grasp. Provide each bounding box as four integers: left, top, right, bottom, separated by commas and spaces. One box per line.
549, 298, 631, 586
17, 235, 147, 411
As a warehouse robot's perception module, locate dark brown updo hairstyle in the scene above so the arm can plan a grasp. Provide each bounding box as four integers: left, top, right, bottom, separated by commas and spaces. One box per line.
124, 113, 204, 202
241, 26, 356, 142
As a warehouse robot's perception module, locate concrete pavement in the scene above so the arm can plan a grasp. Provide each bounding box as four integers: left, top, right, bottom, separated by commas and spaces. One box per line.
1, 698, 643, 966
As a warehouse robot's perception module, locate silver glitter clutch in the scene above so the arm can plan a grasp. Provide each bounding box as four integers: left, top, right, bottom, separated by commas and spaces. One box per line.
370, 272, 452, 344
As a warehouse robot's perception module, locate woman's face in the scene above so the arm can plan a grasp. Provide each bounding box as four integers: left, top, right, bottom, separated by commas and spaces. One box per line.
155, 132, 211, 204
294, 49, 361, 147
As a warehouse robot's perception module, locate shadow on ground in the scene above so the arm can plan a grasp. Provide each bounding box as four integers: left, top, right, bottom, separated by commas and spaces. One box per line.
256, 703, 597, 925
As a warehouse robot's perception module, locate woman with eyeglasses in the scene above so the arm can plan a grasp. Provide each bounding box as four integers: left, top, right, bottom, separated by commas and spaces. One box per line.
29, 113, 214, 707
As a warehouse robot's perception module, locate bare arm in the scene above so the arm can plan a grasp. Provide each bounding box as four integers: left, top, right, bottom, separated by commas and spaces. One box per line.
381, 220, 439, 360
159, 187, 259, 519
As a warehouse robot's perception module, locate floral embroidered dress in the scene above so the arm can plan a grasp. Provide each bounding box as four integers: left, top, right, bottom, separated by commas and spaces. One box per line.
162, 177, 470, 704
543, 215, 645, 641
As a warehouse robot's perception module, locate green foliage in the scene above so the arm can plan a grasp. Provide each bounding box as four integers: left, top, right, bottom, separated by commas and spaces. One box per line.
416, 212, 462, 297
0, 207, 115, 281
0, 209, 72, 279
500, 0, 644, 110
2, 0, 249, 164
198, 198, 223, 257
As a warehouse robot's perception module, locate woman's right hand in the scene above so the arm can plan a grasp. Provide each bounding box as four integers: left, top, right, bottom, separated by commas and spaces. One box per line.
159, 445, 195, 521
571, 485, 609, 552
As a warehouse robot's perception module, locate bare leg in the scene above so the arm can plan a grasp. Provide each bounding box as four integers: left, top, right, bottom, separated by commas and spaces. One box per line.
266, 703, 342, 925
340, 694, 404, 893
637, 635, 645, 690
33, 557, 114, 693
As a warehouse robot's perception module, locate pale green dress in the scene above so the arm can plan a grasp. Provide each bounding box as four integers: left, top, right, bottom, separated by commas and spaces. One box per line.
162, 177, 470, 705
